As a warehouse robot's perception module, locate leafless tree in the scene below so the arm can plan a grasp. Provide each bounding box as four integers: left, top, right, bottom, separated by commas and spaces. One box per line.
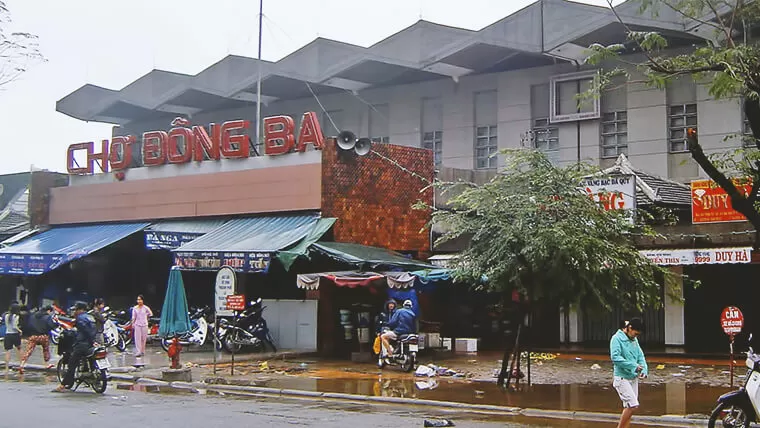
0, 1, 44, 90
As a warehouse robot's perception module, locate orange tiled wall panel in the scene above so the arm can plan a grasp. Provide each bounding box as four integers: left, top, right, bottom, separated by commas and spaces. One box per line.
321, 142, 433, 252
49, 164, 322, 224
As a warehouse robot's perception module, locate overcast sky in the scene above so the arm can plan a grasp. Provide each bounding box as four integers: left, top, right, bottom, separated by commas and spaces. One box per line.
0, 0, 618, 174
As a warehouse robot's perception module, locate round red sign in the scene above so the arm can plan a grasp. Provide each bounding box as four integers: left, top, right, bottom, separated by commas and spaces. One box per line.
721, 306, 744, 336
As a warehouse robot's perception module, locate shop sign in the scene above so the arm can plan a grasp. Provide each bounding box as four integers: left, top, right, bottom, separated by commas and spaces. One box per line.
174, 251, 271, 273
0, 253, 63, 275
579, 174, 636, 211
640, 247, 752, 265
144, 231, 204, 250
691, 179, 752, 224
721, 306, 744, 336
66, 112, 326, 175
226, 295, 246, 312
214, 266, 237, 317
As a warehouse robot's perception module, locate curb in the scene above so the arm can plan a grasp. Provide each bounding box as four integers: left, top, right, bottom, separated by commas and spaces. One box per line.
162, 380, 708, 427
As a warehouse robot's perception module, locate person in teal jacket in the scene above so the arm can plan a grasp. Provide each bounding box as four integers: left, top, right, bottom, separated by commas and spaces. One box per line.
610, 318, 648, 428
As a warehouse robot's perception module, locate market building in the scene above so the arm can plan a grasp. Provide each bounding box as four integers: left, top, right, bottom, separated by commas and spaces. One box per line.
2, 0, 754, 354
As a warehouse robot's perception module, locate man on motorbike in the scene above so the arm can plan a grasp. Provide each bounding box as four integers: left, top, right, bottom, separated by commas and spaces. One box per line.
380, 300, 416, 357
55, 302, 97, 392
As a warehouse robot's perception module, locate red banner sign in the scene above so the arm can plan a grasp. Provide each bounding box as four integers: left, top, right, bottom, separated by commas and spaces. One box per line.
721, 306, 744, 336
691, 179, 752, 224
225, 294, 246, 312
66, 112, 325, 175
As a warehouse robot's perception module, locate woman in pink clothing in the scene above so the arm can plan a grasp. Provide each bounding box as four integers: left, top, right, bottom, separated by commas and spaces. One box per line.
131, 295, 153, 357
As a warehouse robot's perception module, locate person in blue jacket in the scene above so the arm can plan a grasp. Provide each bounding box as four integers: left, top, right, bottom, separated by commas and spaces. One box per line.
610, 317, 648, 428
380, 300, 416, 357
56, 303, 97, 392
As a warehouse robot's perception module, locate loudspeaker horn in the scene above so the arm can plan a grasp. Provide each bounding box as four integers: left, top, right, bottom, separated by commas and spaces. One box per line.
337, 130, 357, 150
355, 138, 372, 156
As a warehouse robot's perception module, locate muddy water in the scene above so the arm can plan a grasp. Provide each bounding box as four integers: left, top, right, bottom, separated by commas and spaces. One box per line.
255, 375, 727, 416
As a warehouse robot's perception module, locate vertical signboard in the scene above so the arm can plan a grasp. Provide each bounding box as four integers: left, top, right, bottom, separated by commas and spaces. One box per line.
215, 266, 237, 317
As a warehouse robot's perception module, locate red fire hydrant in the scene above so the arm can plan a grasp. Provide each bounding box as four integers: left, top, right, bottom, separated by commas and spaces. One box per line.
167, 336, 182, 369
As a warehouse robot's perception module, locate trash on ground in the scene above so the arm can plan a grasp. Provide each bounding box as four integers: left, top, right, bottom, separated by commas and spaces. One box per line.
424, 419, 455, 427
678, 365, 692, 369
590, 364, 601, 370
415, 365, 436, 377
259, 361, 269, 371
656, 364, 666, 370
672, 373, 684, 377
575, 357, 583, 361
415, 379, 439, 390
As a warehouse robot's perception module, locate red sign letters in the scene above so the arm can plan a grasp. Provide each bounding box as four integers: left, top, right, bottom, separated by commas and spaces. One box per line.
226, 294, 246, 312
67, 112, 326, 175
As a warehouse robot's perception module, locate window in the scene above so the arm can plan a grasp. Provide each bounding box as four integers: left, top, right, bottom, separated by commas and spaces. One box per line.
422, 131, 443, 166
668, 104, 697, 152
475, 126, 497, 169
601, 111, 628, 158
532, 118, 559, 163
549, 71, 600, 123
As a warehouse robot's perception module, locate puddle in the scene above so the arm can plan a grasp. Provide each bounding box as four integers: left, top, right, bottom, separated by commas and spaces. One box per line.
246, 376, 725, 416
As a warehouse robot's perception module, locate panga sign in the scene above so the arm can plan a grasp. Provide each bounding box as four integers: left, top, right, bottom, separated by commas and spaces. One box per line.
691, 179, 752, 224
66, 112, 326, 175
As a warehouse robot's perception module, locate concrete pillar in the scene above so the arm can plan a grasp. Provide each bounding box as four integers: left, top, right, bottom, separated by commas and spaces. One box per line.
665, 266, 686, 346
559, 307, 583, 344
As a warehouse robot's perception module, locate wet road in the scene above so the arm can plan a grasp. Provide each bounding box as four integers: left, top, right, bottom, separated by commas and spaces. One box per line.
0, 375, 616, 428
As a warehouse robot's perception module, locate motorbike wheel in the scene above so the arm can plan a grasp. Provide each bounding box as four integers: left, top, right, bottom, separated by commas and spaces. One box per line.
122, 332, 133, 347
160, 338, 171, 352
223, 333, 242, 354
708, 402, 752, 428
401, 352, 416, 373
214, 331, 224, 352
56, 359, 67, 384
50, 330, 60, 346
116, 335, 126, 352
90, 369, 108, 394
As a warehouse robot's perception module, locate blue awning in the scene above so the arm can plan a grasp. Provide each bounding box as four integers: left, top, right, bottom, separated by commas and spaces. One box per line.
0, 222, 149, 275
145, 219, 228, 250
173, 214, 320, 273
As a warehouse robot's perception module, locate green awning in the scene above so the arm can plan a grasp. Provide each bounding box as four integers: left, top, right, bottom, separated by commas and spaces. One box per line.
310, 242, 435, 271
277, 218, 337, 270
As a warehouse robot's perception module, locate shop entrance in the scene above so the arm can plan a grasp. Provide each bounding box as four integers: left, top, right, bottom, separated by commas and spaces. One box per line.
684, 264, 760, 353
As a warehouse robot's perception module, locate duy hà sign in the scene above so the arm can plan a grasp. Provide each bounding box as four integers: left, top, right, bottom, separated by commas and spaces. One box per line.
66, 112, 326, 175
579, 174, 636, 211
639, 247, 752, 266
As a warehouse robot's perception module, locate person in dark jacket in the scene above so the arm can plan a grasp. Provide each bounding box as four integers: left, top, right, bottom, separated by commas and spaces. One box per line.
374, 300, 397, 335
56, 303, 97, 392
91, 298, 106, 345
380, 300, 417, 356
18, 306, 58, 373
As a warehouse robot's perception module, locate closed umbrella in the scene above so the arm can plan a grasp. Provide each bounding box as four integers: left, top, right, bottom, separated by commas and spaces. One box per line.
159, 266, 191, 338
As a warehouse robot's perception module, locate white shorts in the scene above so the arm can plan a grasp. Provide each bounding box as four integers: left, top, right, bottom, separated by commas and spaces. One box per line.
613, 376, 639, 408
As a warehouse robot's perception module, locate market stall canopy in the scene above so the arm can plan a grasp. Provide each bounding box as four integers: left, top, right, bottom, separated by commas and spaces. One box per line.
0, 222, 149, 275
173, 214, 320, 272
310, 242, 436, 271
145, 219, 228, 250
296, 269, 451, 291
277, 217, 337, 270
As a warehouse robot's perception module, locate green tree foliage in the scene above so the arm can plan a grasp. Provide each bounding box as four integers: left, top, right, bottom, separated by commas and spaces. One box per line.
432, 149, 669, 313
586, 0, 760, 245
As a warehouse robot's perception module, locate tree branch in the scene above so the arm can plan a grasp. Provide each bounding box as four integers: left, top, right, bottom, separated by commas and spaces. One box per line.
704, 0, 736, 47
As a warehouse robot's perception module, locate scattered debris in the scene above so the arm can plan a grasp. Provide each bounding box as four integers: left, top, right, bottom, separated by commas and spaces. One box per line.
672, 373, 684, 377
656, 364, 666, 370
415, 365, 436, 377
415, 380, 438, 390
424, 419, 455, 427
575, 357, 583, 361
590, 364, 601, 370
259, 361, 269, 371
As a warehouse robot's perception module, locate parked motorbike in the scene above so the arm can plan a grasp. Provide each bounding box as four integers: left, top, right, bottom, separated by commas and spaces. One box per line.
56, 329, 110, 394
159, 306, 212, 351
50, 306, 75, 346
98, 308, 125, 352
709, 333, 760, 427
111, 310, 133, 350
378, 332, 418, 372
218, 298, 276, 354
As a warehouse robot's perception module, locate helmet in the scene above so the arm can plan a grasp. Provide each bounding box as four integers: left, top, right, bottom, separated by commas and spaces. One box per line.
403, 300, 413, 309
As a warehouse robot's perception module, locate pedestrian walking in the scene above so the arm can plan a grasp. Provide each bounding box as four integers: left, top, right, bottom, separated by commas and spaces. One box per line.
18, 306, 57, 374
4, 303, 22, 372
610, 318, 648, 428
131, 295, 153, 357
